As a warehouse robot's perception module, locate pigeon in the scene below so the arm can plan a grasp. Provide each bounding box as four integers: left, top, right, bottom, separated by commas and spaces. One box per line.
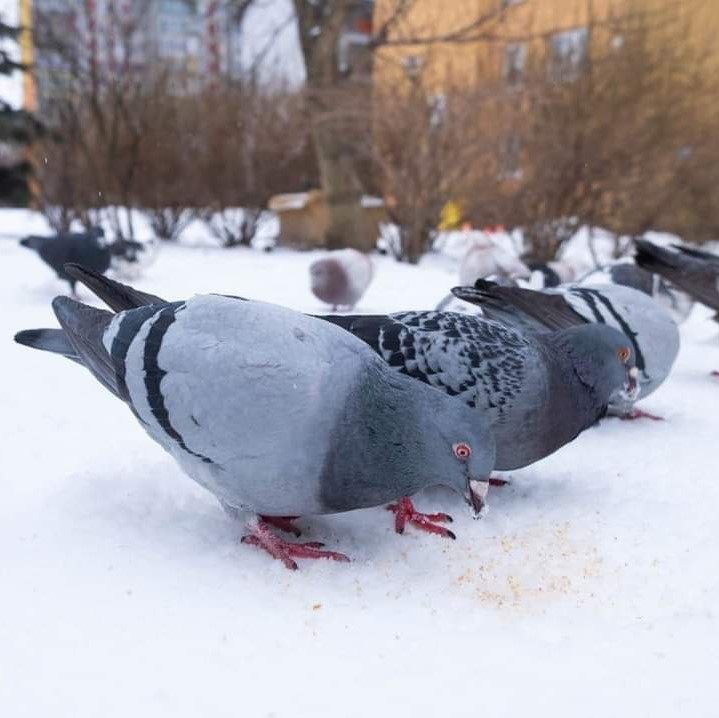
310, 249, 373, 310
19, 227, 145, 295
527, 261, 577, 289
320, 307, 639, 486
635, 239, 719, 318
14, 265, 494, 569
580, 261, 694, 325
451, 279, 679, 420
458, 235, 529, 287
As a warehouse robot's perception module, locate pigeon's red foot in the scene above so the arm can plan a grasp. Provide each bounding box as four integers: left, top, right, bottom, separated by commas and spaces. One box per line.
488, 476, 510, 487
387, 496, 456, 539
259, 515, 301, 537
620, 408, 664, 421
241, 520, 350, 570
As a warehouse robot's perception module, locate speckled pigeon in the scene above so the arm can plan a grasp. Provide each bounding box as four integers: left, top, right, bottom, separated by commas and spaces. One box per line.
451, 279, 678, 420
14, 266, 494, 569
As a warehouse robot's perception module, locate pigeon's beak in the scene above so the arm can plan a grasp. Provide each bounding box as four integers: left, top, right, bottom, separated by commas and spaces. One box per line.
623, 366, 640, 401
465, 478, 488, 517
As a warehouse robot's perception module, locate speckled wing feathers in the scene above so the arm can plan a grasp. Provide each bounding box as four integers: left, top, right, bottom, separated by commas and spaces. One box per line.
345, 311, 533, 416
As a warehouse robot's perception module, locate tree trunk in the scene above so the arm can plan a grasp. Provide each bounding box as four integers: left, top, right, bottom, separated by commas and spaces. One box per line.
293, 0, 371, 252
312, 121, 368, 251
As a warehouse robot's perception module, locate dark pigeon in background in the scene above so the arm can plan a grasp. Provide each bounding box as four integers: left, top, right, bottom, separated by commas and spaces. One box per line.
452, 279, 678, 420
14, 265, 494, 569
20, 226, 145, 295
635, 239, 719, 318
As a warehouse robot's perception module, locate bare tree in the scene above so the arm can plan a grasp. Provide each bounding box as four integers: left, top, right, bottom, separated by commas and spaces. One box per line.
292, 0, 517, 252
459, 1, 714, 262
194, 85, 318, 247
370, 76, 491, 262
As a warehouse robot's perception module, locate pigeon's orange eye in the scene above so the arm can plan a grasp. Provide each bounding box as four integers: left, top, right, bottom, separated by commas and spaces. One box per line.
453, 443, 472, 460
617, 347, 631, 363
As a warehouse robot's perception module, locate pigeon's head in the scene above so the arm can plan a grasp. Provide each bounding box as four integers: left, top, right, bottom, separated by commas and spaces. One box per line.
433, 409, 495, 517
563, 324, 639, 406
310, 258, 347, 304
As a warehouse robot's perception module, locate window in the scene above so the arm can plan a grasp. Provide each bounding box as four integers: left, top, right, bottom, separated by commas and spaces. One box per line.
503, 42, 527, 86
548, 27, 588, 81
500, 133, 522, 179
401, 54, 425, 77
429, 93, 447, 129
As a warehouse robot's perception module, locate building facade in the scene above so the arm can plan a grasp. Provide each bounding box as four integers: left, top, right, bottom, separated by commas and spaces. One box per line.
374, 0, 719, 92
21, 0, 250, 111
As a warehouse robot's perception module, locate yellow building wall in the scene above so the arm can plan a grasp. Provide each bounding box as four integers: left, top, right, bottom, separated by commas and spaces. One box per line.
375, 0, 719, 91
19, 0, 36, 112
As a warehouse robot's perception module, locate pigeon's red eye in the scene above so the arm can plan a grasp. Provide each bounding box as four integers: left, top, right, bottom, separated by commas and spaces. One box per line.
453, 443, 472, 460
617, 347, 631, 363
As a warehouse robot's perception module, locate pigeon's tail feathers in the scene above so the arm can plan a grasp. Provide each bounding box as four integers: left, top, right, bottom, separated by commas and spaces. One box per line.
51, 297, 120, 397
635, 239, 719, 310
672, 244, 719, 265
19, 235, 46, 251
14, 328, 82, 364
64, 263, 167, 312
451, 280, 587, 333
634, 239, 683, 272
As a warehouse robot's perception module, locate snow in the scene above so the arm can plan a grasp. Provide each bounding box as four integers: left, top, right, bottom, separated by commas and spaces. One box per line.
1, 222, 718, 717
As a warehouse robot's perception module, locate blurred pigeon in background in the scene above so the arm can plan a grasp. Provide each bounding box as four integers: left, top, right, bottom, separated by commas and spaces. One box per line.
310, 248, 373, 310
635, 239, 719, 318
20, 227, 147, 295
452, 279, 679, 420
526, 260, 577, 288
458, 234, 529, 287
14, 265, 494, 569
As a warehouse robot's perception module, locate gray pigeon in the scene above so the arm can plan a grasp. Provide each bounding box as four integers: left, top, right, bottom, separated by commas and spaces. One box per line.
635, 239, 719, 318
451, 280, 678, 420
14, 266, 493, 569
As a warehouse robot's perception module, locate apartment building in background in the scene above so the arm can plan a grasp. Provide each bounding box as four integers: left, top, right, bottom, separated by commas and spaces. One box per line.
20, 0, 251, 111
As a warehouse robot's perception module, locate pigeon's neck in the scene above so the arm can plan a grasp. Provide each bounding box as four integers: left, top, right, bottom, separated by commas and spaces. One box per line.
537, 333, 608, 431
318, 365, 480, 513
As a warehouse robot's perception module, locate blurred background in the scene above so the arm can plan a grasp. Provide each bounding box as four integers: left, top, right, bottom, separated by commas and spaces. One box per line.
0, 0, 716, 265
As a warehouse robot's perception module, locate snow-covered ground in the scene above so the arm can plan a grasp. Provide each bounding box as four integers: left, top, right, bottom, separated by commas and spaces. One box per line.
1, 230, 718, 718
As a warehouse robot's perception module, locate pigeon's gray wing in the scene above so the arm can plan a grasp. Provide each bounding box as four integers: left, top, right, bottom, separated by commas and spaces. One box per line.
65, 263, 168, 311
451, 280, 588, 333
635, 239, 719, 312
